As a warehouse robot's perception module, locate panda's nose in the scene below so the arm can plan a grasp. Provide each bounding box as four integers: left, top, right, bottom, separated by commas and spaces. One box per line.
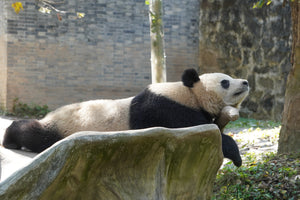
242, 81, 248, 87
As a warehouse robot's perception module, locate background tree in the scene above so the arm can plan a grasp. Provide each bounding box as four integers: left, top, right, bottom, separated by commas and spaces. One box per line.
278, 0, 300, 154
255, 0, 300, 153
147, 0, 167, 83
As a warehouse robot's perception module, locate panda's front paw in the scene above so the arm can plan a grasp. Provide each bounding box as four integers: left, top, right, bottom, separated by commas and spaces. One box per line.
215, 106, 240, 131
222, 106, 239, 121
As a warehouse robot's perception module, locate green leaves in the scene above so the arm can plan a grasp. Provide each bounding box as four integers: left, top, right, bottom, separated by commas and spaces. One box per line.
213, 152, 300, 199
226, 117, 281, 129
214, 117, 299, 199
253, 0, 272, 9
253, 0, 297, 9
12, 98, 50, 118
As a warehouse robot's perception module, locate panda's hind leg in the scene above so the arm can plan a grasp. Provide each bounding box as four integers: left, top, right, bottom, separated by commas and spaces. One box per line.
2, 120, 25, 150
3, 120, 63, 153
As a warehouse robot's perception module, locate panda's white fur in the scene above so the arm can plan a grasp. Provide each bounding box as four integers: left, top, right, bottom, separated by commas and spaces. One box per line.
199, 73, 248, 108
149, 73, 248, 116
40, 97, 133, 137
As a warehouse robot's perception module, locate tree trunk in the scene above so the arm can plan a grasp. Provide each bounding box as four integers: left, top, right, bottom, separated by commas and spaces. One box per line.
149, 0, 167, 83
278, 1, 300, 154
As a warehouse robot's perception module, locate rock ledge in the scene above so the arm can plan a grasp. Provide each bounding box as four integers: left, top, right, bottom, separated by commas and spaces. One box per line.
0, 124, 223, 200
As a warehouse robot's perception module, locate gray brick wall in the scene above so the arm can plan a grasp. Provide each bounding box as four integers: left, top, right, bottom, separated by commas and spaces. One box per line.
5, 0, 155, 109
1, 0, 200, 110
164, 0, 200, 81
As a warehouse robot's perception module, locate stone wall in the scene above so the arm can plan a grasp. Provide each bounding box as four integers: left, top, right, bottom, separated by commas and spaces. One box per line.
199, 0, 292, 121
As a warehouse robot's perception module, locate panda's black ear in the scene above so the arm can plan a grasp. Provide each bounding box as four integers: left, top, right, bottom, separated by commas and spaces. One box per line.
181, 68, 200, 88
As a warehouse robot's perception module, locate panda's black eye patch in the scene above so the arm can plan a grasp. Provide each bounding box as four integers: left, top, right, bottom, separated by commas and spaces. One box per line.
221, 80, 230, 89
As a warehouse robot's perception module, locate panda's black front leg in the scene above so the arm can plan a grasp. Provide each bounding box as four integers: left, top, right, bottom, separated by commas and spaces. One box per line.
221, 133, 242, 167
215, 106, 242, 167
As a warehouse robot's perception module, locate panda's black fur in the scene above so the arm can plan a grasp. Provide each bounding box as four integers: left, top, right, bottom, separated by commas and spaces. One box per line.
3, 120, 62, 153
130, 68, 212, 129
221, 134, 241, 167
3, 68, 244, 167
130, 88, 213, 129
181, 68, 200, 87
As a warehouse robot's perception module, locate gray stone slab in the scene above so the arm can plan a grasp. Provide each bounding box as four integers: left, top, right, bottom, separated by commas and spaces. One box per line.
0, 124, 222, 200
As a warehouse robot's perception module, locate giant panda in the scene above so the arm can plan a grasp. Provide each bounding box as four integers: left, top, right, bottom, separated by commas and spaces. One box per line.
3, 69, 249, 167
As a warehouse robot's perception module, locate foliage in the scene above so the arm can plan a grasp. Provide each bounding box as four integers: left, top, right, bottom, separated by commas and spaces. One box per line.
252, 0, 272, 8
12, 1, 85, 21
214, 118, 299, 199
213, 152, 300, 200
252, 0, 296, 9
226, 117, 281, 129
12, 2, 23, 14
0, 109, 9, 116
11, 98, 50, 118
146, 0, 164, 36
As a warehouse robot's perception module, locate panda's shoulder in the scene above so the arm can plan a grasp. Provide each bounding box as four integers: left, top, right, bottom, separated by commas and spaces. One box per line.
133, 82, 201, 110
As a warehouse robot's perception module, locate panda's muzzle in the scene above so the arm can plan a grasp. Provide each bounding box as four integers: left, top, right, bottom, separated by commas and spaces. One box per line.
234, 90, 246, 96
233, 81, 249, 96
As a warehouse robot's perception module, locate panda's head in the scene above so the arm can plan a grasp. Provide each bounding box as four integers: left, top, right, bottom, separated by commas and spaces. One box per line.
182, 69, 249, 115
